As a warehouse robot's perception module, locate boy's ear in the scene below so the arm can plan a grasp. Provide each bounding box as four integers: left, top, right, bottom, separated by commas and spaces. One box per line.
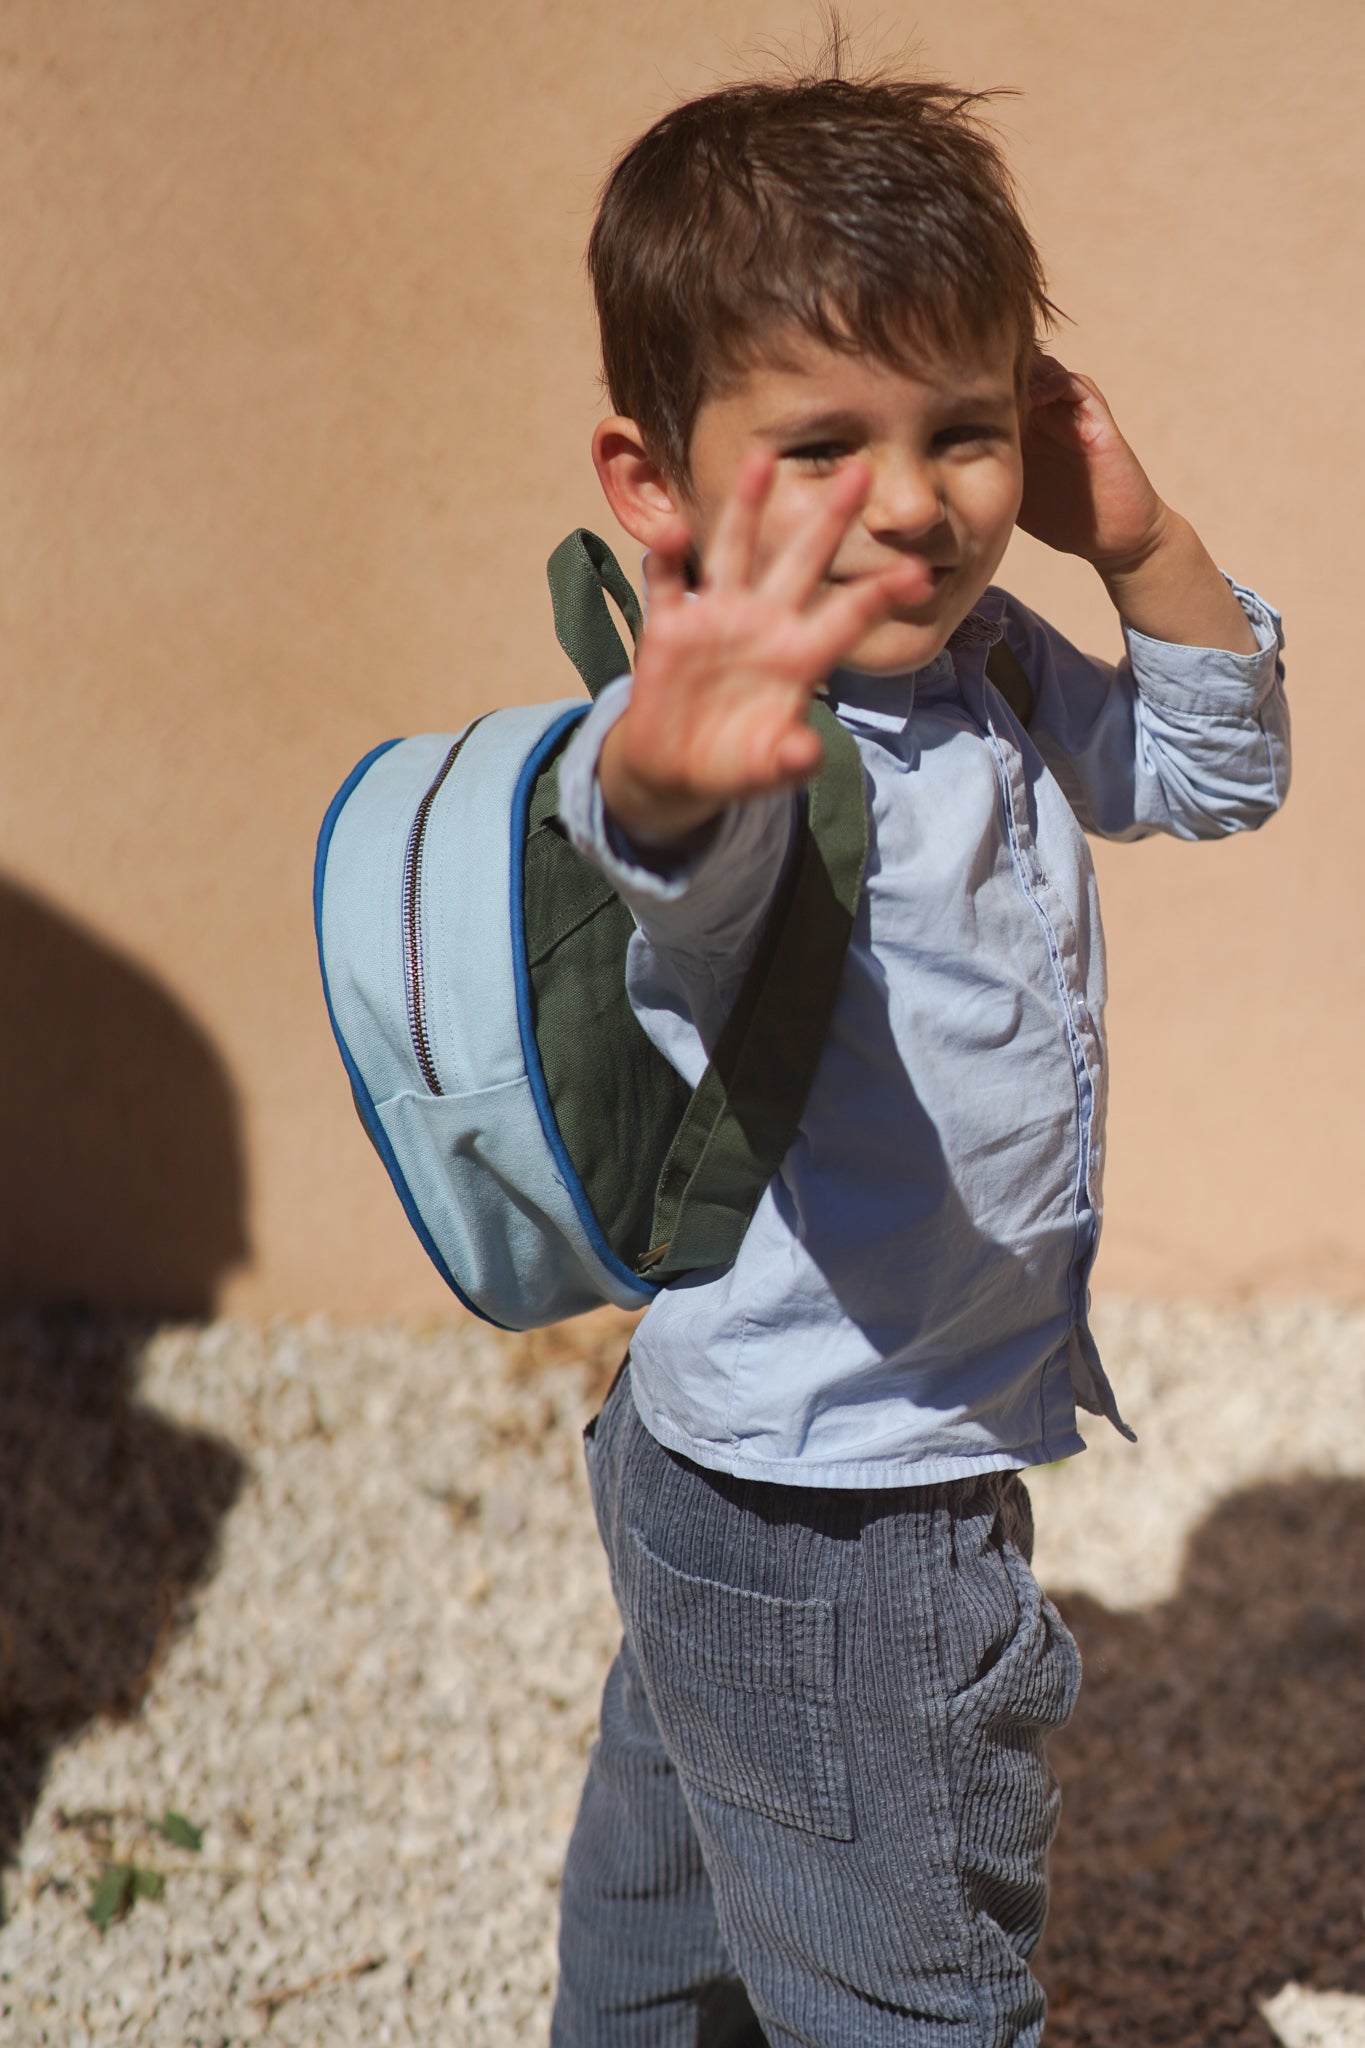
591, 417, 688, 551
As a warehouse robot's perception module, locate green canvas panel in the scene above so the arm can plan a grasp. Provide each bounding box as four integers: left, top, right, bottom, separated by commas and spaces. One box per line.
641, 702, 866, 1275
984, 634, 1034, 726
521, 708, 866, 1284
524, 748, 693, 1270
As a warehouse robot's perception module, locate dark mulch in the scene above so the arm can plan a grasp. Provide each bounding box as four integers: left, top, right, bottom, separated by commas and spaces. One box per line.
1039, 1476, 1365, 2047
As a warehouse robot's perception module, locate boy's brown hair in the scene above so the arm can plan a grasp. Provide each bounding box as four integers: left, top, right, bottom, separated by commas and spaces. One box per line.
588, 55, 1055, 482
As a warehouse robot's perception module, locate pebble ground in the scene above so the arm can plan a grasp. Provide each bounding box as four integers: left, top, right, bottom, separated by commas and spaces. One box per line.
1, 1299, 1362, 2046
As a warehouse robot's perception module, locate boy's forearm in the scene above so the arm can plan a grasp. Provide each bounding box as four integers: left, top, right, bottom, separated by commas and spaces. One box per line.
1096, 509, 1259, 656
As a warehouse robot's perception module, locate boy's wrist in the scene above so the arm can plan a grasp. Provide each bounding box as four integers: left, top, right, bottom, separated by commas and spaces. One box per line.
1094, 508, 1259, 656
1090, 499, 1174, 590
598, 717, 724, 850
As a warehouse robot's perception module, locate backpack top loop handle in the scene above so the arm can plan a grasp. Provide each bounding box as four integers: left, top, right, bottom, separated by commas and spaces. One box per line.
547, 529, 645, 699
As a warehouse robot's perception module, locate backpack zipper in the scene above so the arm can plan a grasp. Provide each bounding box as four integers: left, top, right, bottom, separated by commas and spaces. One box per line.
402, 720, 484, 1096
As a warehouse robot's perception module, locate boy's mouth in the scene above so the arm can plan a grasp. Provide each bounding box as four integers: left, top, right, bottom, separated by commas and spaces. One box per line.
829, 563, 954, 605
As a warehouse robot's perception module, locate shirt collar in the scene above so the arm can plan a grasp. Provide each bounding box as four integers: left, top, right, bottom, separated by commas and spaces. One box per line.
947, 598, 1006, 650
822, 663, 928, 733
822, 595, 1007, 734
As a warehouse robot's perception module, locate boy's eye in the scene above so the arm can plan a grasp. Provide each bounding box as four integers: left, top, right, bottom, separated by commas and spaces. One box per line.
934, 424, 1007, 452
784, 441, 853, 473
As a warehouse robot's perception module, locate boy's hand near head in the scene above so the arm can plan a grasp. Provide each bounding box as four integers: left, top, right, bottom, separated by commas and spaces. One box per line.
1021, 354, 1258, 656
598, 450, 929, 849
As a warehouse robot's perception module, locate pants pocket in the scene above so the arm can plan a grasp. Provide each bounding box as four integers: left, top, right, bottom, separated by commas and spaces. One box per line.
622, 1528, 854, 1842
947, 1534, 1080, 1732
943, 1503, 1081, 1959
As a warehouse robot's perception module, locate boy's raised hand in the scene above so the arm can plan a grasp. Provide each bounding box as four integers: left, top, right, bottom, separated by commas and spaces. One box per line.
1018, 354, 1258, 655
1016, 355, 1168, 572
598, 451, 926, 848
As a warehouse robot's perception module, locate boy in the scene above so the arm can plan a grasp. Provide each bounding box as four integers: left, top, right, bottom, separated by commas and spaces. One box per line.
550, 59, 1289, 2048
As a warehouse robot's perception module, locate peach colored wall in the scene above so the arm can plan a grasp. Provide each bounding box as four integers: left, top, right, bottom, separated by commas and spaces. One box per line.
2, 0, 1360, 1318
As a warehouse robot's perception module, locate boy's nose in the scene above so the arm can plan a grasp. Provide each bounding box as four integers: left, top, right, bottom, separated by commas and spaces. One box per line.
863, 459, 945, 542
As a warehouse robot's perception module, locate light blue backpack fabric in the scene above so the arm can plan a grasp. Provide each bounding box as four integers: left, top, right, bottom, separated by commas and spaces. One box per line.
315, 701, 658, 1328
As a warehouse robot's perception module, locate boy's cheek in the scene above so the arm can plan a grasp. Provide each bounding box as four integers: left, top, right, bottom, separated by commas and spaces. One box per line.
679, 481, 805, 579
968, 480, 1024, 587
750, 485, 818, 568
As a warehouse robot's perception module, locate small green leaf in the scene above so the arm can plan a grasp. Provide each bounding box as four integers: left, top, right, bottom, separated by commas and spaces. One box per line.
87, 1865, 134, 1931
87, 1861, 166, 1930
152, 1809, 204, 1852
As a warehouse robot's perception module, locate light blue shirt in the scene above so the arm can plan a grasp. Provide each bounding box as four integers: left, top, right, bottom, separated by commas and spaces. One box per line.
558, 580, 1288, 1487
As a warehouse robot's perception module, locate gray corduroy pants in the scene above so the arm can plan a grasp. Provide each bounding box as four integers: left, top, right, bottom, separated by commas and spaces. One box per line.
552, 1366, 1080, 2048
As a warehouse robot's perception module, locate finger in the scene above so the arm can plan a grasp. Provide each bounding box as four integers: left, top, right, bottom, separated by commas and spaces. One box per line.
1067, 371, 1112, 422
1028, 370, 1112, 456
732, 714, 824, 795
642, 516, 693, 613
1023, 371, 1094, 453
1029, 358, 1104, 424
760, 459, 873, 611
769, 722, 824, 784
701, 446, 776, 591
803, 560, 930, 669
1029, 349, 1072, 393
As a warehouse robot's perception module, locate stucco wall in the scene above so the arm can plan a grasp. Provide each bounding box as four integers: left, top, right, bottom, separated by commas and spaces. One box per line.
2, 0, 1360, 1317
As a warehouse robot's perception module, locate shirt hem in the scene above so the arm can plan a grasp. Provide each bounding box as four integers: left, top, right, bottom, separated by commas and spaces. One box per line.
632, 1375, 1088, 1489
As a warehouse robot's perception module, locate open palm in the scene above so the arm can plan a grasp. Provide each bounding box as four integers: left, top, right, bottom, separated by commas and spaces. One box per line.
600, 451, 931, 845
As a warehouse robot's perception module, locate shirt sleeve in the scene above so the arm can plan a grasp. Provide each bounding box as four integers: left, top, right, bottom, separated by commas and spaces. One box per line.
556, 676, 798, 1054
996, 577, 1290, 842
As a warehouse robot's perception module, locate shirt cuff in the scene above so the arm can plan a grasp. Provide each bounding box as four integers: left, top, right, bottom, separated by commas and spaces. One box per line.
1122, 575, 1285, 716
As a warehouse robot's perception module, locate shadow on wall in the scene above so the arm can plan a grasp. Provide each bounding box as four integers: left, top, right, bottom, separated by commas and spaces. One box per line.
1039, 1476, 1365, 2047
0, 881, 249, 1898
0, 876, 248, 1316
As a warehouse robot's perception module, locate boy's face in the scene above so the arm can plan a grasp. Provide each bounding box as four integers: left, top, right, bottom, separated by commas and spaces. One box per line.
678, 328, 1024, 674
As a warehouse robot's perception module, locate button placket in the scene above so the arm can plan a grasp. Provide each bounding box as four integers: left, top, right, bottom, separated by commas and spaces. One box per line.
973, 688, 1105, 1318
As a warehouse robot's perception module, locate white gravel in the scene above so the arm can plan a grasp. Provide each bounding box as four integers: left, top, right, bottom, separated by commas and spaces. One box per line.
1263, 1985, 1365, 2048
1, 1298, 1362, 2046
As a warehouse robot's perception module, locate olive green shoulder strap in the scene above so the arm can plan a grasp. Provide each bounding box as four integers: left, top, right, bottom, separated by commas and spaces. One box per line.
640, 699, 865, 1276
543, 531, 866, 1282
983, 633, 1034, 727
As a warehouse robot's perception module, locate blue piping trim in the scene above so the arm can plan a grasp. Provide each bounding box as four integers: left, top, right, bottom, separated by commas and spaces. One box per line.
509, 708, 659, 1307
314, 738, 512, 1329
